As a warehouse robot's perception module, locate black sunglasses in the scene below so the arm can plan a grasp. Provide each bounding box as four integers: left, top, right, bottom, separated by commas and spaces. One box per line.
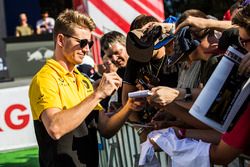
191, 29, 211, 40
63, 33, 94, 49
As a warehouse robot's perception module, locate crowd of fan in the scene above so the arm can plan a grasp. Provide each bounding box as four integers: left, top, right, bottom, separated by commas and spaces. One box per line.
81, 1, 250, 166
26, 1, 250, 166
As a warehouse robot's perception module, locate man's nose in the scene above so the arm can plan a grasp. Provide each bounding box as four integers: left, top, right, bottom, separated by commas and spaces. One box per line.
111, 54, 118, 61
82, 45, 90, 52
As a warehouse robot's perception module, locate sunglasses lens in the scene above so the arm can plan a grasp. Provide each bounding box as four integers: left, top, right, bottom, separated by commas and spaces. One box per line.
88, 41, 94, 48
80, 39, 88, 48
80, 39, 94, 49
207, 31, 221, 44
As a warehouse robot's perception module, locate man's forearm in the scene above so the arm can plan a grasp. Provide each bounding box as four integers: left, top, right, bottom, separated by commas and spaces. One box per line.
122, 83, 137, 105
174, 87, 202, 110
206, 20, 236, 32
98, 101, 133, 138
209, 141, 241, 165
42, 91, 103, 140
185, 129, 221, 144
164, 102, 210, 129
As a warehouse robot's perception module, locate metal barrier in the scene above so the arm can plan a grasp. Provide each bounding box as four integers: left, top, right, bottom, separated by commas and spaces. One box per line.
98, 124, 250, 167
98, 123, 169, 167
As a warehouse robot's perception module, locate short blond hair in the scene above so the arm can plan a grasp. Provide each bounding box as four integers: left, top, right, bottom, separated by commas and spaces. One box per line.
53, 9, 96, 40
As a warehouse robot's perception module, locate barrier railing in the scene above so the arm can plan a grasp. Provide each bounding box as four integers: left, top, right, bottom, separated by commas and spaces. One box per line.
98, 123, 169, 167
98, 124, 250, 167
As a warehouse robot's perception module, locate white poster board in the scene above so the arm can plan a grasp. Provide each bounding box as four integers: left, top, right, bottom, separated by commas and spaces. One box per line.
0, 86, 37, 152
189, 46, 249, 132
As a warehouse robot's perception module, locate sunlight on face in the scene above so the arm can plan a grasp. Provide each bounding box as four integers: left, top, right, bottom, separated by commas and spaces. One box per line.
104, 42, 128, 68
63, 27, 92, 66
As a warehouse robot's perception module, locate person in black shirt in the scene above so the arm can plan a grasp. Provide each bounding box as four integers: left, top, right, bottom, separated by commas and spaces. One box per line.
123, 15, 178, 104
122, 15, 178, 126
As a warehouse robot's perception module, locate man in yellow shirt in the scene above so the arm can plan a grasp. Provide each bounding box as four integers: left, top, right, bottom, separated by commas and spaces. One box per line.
29, 9, 145, 167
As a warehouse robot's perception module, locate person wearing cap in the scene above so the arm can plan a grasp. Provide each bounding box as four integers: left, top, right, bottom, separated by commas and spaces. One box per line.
150, 5, 250, 166
149, 10, 223, 118
147, 9, 244, 144
29, 10, 145, 167
122, 15, 179, 130
149, 3, 250, 116
149, 23, 249, 141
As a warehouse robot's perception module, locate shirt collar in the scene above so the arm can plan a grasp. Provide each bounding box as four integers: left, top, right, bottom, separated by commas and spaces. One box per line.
46, 59, 81, 77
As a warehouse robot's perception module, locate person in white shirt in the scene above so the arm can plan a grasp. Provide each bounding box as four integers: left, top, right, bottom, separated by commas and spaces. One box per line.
36, 10, 55, 34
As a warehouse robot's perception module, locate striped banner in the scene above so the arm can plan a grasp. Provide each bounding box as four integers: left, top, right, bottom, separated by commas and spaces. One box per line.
74, 0, 164, 65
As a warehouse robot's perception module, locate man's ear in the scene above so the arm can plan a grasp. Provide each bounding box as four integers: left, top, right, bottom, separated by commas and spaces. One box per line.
57, 34, 64, 47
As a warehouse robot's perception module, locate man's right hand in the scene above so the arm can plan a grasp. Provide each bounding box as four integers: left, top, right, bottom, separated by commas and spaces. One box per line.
95, 72, 122, 99
175, 16, 208, 33
148, 86, 180, 107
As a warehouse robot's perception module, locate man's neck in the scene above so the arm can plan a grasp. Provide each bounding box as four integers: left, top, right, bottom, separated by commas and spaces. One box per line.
53, 56, 75, 74
21, 22, 28, 26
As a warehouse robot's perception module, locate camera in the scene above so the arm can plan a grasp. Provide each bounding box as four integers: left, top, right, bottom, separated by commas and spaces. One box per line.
140, 26, 162, 46
135, 68, 160, 123
137, 68, 160, 90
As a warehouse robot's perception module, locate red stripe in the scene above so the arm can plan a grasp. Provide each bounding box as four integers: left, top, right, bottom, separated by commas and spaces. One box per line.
91, 36, 97, 64
91, 36, 103, 65
94, 27, 103, 36
138, 0, 164, 19
95, 37, 102, 64
92, 28, 102, 65
93, 39, 98, 64
125, 0, 152, 17
89, 0, 130, 33
97, 40, 102, 64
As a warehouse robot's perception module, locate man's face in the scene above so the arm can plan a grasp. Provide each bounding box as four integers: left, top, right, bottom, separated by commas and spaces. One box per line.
42, 12, 49, 20
239, 27, 250, 52
62, 27, 92, 66
189, 30, 220, 61
103, 42, 129, 68
20, 14, 27, 23
102, 54, 118, 73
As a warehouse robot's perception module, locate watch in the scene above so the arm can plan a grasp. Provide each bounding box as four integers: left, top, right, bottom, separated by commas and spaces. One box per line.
184, 88, 192, 102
